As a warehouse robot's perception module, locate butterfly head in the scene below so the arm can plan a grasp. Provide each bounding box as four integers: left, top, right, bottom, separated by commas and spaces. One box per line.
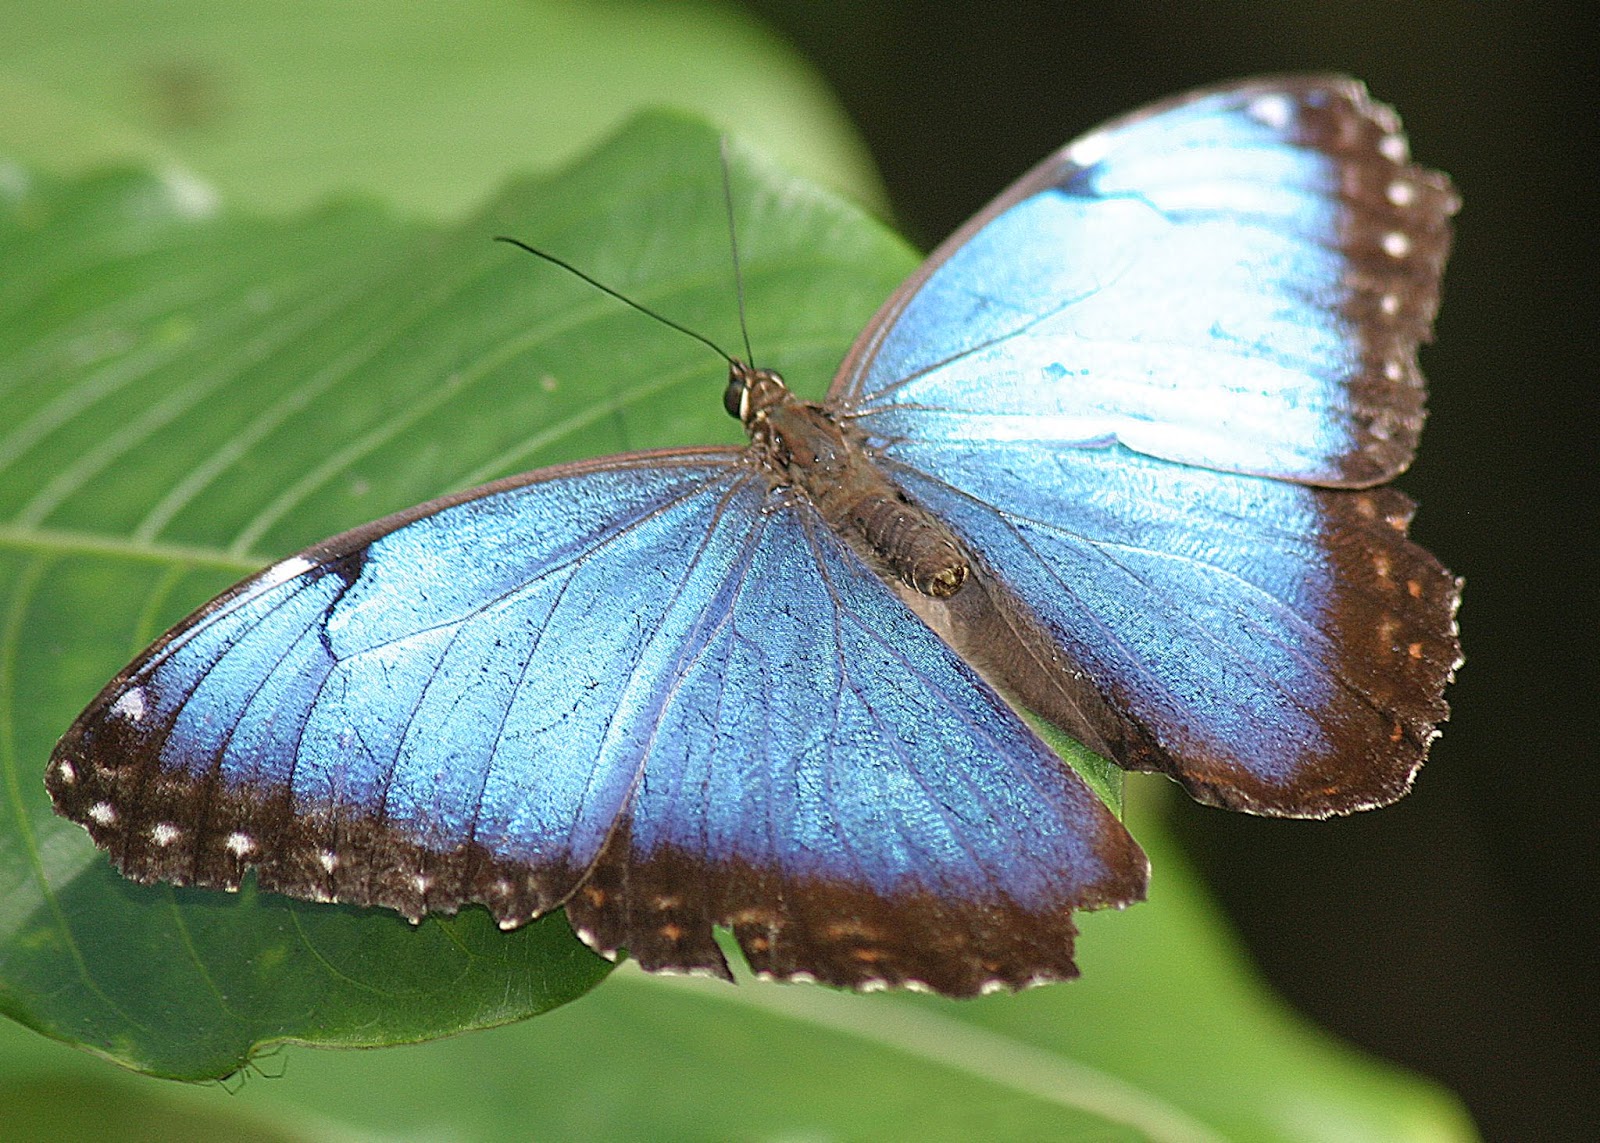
724, 359, 790, 427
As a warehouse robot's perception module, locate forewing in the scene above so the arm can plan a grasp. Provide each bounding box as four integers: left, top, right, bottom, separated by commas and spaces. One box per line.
831, 75, 1457, 487
47, 450, 758, 926
48, 449, 1145, 996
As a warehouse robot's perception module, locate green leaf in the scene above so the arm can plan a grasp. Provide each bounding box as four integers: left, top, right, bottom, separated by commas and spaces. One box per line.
0, 113, 912, 1079
0, 119, 1473, 1138
0, 0, 883, 217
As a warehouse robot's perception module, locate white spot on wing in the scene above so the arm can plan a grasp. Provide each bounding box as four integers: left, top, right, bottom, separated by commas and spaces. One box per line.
225, 831, 255, 857
319, 850, 338, 873
411, 873, 431, 894
258, 556, 316, 590
1065, 129, 1112, 169
1381, 294, 1401, 316
1248, 93, 1294, 129
53, 758, 76, 785
1382, 231, 1411, 258
1387, 179, 1416, 206
88, 802, 117, 826
151, 822, 181, 846
109, 688, 148, 723
1379, 135, 1409, 163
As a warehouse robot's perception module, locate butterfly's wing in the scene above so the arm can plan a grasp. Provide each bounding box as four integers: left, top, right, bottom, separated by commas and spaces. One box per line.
830, 76, 1461, 815
834, 75, 1456, 487
48, 450, 1144, 996
889, 449, 1459, 816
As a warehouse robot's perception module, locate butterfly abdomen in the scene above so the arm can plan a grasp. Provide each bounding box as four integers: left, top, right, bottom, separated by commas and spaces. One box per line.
836, 487, 970, 600
734, 362, 970, 599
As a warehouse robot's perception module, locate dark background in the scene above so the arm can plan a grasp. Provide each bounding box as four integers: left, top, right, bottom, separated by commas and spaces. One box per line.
744, 3, 1596, 1139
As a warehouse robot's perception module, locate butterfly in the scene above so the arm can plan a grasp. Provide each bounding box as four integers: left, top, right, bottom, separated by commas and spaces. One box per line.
47, 75, 1459, 998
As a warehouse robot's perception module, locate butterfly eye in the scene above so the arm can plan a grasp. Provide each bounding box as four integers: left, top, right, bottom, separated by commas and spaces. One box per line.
723, 373, 746, 419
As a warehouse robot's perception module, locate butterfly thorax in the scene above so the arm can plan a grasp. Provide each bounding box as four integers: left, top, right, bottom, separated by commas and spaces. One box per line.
725, 360, 970, 599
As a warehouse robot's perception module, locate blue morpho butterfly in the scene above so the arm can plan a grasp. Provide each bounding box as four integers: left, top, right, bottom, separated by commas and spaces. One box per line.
47, 76, 1460, 997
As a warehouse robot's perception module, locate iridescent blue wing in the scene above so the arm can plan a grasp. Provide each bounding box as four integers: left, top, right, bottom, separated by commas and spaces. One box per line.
831, 75, 1456, 487
48, 450, 1144, 995
888, 448, 1460, 815
828, 76, 1461, 815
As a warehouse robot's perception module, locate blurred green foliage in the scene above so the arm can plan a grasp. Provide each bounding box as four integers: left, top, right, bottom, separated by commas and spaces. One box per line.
0, 0, 885, 217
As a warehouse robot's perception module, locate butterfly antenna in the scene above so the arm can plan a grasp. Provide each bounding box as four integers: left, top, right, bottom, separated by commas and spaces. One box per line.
719, 137, 757, 367
492, 236, 734, 365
